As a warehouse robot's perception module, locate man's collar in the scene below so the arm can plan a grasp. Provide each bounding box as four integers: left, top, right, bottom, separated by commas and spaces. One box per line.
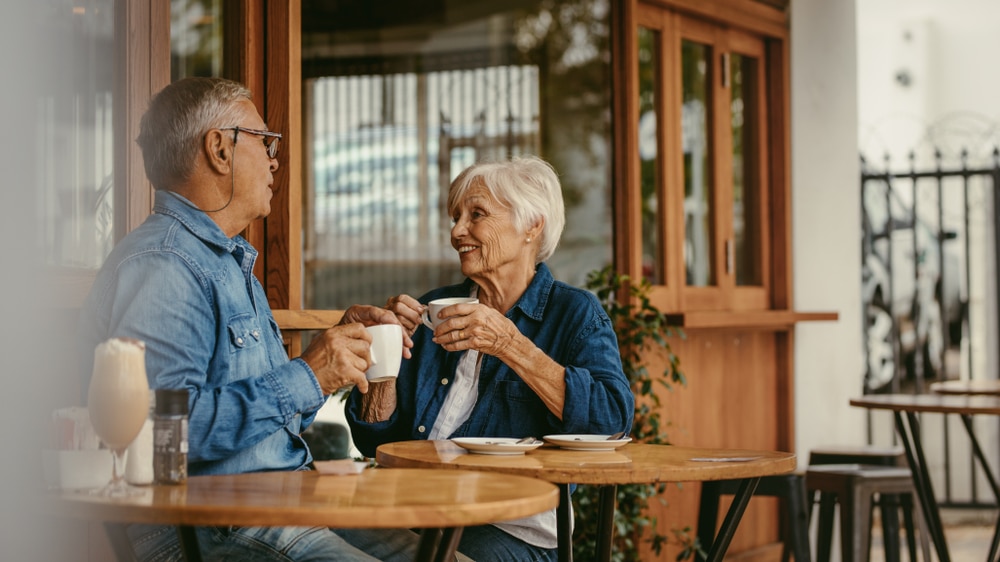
153, 190, 240, 253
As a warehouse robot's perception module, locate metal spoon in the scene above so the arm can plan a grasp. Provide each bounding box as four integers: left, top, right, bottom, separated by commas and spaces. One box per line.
606, 431, 626, 441
516, 436, 538, 444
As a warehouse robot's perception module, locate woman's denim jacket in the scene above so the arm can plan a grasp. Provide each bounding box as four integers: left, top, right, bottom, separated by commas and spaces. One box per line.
346, 263, 634, 457
79, 191, 325, 476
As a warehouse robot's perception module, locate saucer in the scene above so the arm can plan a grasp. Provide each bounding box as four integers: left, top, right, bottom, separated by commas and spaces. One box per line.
451, 437, 544, 455
542, 434, 632, 451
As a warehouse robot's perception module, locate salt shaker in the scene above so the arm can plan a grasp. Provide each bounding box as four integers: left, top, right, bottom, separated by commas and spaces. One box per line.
153, 388, 188, 484
125, 394, 155, 485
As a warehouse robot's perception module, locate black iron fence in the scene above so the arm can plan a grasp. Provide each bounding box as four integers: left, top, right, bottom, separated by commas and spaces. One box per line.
861, 148, 1000, 508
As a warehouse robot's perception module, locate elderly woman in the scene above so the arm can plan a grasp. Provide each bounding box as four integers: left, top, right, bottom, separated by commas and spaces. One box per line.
344, 155, 634, 562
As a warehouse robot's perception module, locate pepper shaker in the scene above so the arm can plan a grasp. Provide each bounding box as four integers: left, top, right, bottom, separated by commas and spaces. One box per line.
153, 388, 188, 484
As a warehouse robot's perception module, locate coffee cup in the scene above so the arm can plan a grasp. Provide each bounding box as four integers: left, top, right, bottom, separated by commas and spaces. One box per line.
421, 297, 479, 330
365, 324, 403, 382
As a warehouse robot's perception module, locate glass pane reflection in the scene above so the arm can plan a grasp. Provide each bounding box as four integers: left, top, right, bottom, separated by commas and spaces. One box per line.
638, 26, 661, 284
171, 0, 224, 80
302, 1, 614, 309
682, 39, 713, 286
730, 53, 761, 286
38, 0, 115, 269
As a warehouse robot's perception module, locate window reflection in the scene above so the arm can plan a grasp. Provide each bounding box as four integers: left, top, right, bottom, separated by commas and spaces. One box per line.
171, 0, 223, 80
681, 39, 713, 286
302, 0, 613, 309
38, 0, 115, 269
730, 53, 761, 286
637, 26, 661, 284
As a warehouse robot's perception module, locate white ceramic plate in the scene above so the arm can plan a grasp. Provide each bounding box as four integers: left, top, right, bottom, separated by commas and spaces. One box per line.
451, 437, 544, 455
543, 434, 633, 451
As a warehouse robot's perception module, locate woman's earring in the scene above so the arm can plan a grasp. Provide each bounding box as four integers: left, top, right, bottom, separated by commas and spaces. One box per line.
526, 237, 531, 243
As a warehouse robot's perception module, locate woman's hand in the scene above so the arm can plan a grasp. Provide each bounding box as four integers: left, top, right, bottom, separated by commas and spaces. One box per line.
435, 301, 567, 419
384, 294, 425, 337
434, 303, 518, 358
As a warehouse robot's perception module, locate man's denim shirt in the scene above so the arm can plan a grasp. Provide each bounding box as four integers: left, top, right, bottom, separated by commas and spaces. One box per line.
79, 190, 325, 476
346, 263, 634, 458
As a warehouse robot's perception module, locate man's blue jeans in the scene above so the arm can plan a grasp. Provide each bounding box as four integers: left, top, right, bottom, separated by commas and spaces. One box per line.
126, 524, 419, 561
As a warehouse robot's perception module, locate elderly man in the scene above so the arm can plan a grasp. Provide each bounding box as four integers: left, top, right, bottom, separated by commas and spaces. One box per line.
79, 77, 416, 561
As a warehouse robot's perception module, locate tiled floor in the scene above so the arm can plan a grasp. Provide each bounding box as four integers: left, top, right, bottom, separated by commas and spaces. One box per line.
867, 508, 996, 562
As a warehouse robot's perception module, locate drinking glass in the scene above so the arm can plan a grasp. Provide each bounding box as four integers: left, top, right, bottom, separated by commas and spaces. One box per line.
87, 337, 151, 497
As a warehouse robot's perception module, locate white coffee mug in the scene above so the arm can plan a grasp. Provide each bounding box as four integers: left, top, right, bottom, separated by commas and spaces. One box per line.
365, 324, 403, 382
421, 297, 479, 330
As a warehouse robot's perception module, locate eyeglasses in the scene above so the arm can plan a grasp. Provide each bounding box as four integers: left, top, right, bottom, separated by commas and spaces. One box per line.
221, 126, 282, 159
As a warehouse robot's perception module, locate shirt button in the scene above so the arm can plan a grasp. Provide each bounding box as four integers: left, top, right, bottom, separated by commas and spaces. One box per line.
236, 337, 244, 345
441, 378, 449, 385
418, 425, 426, 433
252, 329, 261, 338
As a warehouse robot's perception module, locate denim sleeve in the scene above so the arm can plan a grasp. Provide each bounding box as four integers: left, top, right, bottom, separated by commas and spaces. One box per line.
103, 252, 325, 463
559, 303, 635, 436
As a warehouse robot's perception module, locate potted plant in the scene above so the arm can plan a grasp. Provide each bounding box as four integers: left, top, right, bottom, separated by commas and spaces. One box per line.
573, 265, 689, 561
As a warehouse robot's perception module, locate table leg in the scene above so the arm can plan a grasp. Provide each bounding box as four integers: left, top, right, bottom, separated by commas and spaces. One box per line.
596, 485, 618, 562
894, 411, 950, 562
102, 523, 137, 562
177, 526, 204, 562
417, 529, 444, 562
432, 528, 464, 562
557, 484, 573, 562
957, 414, 1000, 562
703, 477, 759, 562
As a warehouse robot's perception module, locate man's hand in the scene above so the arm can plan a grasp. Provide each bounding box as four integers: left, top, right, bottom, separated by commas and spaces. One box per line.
341, 304, 414, 359
300, 323, 372, 395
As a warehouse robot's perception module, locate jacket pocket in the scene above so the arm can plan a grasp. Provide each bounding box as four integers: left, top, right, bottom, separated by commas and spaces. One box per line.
227, 313, 265, 353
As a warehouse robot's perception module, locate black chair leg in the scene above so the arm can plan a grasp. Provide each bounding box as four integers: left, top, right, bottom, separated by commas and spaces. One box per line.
785, 476, 812, 562
880, 493, 902, 562
815, 492, 836, 562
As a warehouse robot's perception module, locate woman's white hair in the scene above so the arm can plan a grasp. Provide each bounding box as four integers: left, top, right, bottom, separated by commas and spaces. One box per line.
447, 155, 566, 263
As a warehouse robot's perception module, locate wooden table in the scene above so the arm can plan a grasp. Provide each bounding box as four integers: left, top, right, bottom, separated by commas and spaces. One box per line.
376, 440, 797, 562
44, 468, 559, 562
850, 393, 1000, 562
930, 379, 1000, 396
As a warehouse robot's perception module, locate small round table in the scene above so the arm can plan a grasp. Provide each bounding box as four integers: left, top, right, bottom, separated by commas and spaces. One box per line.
851, 393, 1000, 562
929, 379, 1000, 396
377, 440, 797, 562
44, 468, 559, 562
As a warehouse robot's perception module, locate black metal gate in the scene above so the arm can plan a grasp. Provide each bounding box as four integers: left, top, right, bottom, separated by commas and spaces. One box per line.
861, 148, 1000, 507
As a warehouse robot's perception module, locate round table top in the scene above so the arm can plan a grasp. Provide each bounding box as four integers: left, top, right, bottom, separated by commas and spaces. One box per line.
851, 392, 1000, 415
929, 379, 1000, 396
376, 441, 796, 485
44, 468, 559, 529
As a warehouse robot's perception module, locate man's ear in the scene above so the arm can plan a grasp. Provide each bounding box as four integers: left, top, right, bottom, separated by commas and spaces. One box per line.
203, 129, 232, 175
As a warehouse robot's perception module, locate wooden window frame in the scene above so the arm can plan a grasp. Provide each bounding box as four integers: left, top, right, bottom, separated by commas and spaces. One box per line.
615, 0, 825, 329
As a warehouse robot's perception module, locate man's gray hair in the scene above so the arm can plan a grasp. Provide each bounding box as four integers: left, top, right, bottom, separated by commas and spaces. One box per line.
447, 156, 566, 263
137, 77, 252, 191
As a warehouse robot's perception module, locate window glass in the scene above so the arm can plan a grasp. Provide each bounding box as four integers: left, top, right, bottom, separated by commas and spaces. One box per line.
681, 39, 714, 286
38, 1, 116, 269
730, 52, 761, 286
170, 0, 224, 80
637, 26, 661, 284
302, 0, 614, 309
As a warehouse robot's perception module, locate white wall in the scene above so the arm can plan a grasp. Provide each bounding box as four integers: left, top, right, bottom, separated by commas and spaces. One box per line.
857, 0, 1000, 164
791, 0, 869, 466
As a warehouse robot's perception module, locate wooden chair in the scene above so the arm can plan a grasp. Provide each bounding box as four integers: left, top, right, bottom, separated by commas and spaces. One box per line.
272, 309, 344, 357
